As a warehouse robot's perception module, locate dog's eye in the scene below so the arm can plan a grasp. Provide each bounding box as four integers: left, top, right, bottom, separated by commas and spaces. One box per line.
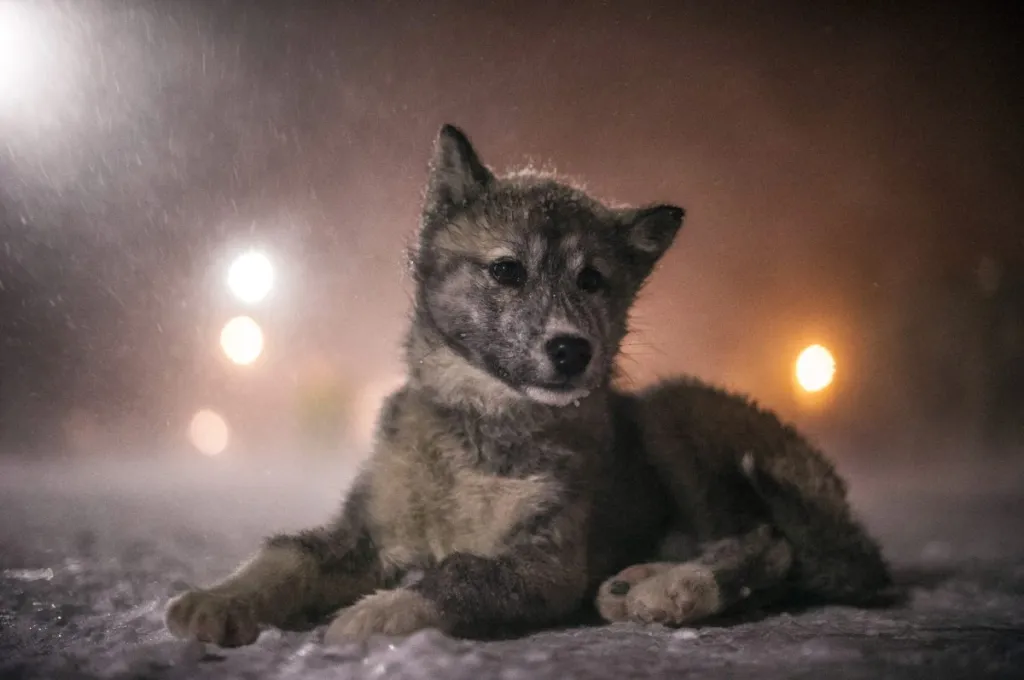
489, 259, 527, 287
577, 266, 605, 293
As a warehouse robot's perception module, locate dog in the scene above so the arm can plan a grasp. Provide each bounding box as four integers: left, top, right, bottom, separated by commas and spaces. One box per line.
165, 123, 681, 645
165, 124, 892, 646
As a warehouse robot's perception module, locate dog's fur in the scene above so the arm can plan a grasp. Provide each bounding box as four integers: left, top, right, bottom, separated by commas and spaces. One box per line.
165, 125, 892, 646
594, 378, 895, 626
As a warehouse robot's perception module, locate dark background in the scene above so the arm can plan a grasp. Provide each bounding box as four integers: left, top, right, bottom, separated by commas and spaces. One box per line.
1, 0, 1022, 465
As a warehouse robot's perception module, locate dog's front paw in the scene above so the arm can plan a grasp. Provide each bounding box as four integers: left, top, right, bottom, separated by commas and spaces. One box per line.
323, 589, 442, 643
625, 564, 721, 626
165, 590, 260, 647
596, 562, 675, 622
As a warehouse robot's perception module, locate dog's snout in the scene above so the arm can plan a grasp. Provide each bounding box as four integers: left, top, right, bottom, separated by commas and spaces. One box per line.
545, 335, 593, 379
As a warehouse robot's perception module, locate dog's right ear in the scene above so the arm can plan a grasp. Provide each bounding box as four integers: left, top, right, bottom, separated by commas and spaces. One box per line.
426, 124, 494, 210
621, 204, 685, 258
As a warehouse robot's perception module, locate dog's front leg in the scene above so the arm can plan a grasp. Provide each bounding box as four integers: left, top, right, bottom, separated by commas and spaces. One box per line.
324, 506, 588, 641
166, 476, 387, 647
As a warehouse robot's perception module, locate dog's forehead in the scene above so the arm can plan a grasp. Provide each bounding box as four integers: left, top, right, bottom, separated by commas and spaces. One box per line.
488, 181, 612, 253
431, 177, 617, 263
512, 180, 604, 228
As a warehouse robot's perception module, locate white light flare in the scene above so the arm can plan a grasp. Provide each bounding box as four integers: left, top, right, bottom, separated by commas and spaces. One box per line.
0, 2, 56, 111
220, 315, 264, 366
188, 409, 229, 456
227, 251, 274, 304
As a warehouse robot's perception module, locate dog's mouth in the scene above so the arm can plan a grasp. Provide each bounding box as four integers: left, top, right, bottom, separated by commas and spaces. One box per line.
480, 352, 597, 407
532, 381, 583, 393
522, 383, 592, 407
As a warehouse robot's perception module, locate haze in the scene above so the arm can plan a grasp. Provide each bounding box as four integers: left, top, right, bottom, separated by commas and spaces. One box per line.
0, 1, 1021, 472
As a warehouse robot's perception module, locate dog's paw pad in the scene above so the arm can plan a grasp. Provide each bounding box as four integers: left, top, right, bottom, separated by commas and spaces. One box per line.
608, 580, 631, 596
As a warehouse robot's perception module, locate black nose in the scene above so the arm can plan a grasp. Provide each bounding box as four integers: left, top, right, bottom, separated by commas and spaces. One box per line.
545, 335, 593, 379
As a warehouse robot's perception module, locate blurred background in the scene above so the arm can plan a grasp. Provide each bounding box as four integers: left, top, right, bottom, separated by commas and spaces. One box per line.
1, 0, 1021, 474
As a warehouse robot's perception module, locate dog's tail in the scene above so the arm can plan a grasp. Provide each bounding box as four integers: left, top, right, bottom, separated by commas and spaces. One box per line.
738, 445, 900, 607
641, 377, 898, 607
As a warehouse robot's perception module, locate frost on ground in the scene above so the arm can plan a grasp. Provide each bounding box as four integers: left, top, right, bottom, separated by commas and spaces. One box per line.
1, 455, 1022, 680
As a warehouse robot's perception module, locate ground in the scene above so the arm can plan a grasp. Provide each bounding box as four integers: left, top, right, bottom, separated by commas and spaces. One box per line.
1, 454, 1022, 679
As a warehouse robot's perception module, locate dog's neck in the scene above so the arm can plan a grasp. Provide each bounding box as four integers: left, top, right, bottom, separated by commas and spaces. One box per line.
402, 315, 608, 427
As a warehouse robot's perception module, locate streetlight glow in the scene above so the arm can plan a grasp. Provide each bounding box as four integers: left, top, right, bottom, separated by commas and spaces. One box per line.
219, 315, 264, 365
188, 409, 229, 456
795, 344, 836, 393
227, 251, 274, 304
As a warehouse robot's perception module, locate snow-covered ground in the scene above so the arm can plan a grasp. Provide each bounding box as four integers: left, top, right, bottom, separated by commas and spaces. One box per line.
1, 454, 1022, 679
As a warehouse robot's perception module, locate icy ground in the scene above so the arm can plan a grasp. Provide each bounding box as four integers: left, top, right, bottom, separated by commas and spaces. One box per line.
1, 455, 1022, 679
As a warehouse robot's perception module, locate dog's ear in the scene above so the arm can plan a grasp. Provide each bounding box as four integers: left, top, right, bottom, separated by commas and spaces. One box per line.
427, 124, 494, 210
620, 204, 685, 263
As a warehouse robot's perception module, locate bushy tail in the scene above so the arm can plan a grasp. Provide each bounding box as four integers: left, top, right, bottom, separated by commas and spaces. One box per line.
639, 377, 897, 607
741, 449, 898, 606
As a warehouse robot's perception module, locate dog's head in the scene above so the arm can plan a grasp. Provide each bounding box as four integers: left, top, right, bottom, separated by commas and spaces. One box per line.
410, 124, 684, 409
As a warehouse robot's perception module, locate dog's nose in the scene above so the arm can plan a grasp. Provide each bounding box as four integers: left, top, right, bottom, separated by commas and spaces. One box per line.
545, 335, 593, 378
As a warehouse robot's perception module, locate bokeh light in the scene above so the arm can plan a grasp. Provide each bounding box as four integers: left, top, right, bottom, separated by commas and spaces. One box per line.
227, 251, 274, 304
219, 316, 264, 365
187, 409, 229, 456
795, 344, 836, 393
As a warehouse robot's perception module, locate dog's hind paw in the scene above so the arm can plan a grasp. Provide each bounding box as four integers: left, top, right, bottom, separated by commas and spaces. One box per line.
595, 562, 675, 623
624, 564, 721, 626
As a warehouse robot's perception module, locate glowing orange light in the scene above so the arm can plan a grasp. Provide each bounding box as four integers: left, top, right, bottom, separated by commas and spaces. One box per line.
796, 344, 836, 393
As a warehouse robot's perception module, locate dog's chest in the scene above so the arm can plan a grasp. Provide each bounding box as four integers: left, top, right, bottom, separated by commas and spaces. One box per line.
369, 427, 559, 565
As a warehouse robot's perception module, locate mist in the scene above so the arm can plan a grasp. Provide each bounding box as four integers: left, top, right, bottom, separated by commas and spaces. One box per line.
1, 3, 1023, 677
2, 2, 1021, 470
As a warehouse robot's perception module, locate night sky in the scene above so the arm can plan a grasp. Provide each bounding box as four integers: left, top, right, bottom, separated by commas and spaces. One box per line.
1, 1, 1021, 458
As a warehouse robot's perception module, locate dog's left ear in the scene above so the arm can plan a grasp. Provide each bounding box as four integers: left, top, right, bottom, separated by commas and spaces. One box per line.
620, 204, 685, 262
427, 124, 494, 210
